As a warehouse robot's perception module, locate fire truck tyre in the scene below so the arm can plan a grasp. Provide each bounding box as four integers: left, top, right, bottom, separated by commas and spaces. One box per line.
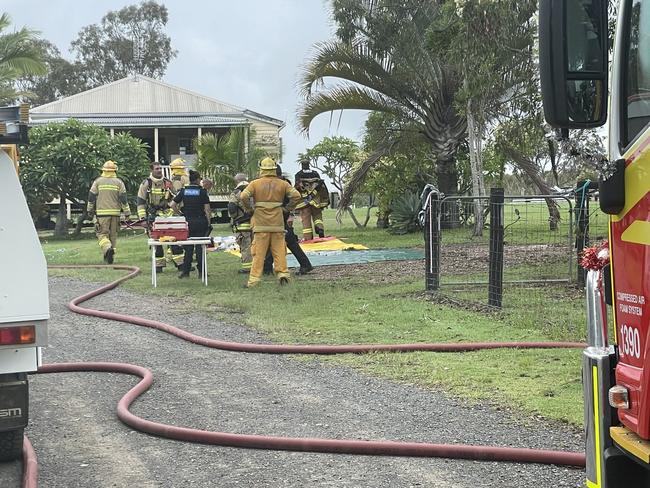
0, 428, 23, 461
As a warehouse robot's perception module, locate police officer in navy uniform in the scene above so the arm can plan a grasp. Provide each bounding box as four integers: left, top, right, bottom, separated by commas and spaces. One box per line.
171, 170, 212, 278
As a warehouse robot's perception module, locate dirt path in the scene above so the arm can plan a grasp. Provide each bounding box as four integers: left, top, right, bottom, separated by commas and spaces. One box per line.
309, 243, 570, 284
0, 277, 584, 487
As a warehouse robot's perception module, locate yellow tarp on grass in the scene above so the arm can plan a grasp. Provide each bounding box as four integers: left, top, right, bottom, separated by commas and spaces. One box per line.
225, 237, 367, 258
301, 238, 368, 252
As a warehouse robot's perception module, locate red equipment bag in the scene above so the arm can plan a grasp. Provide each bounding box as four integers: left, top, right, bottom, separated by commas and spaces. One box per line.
150, 216, 189, 241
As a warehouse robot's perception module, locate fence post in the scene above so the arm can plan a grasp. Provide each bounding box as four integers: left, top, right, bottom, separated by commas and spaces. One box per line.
575, 179, 591, 288
488, 188, 504, 307
425, 191, 441, 291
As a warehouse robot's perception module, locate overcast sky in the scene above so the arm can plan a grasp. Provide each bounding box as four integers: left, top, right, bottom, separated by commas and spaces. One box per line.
4, 0, 368, 177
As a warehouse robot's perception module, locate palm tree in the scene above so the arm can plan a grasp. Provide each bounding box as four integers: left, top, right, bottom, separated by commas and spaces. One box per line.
297, 0, 466, 210
194, 127, 266, 193
0, 13, 47, 103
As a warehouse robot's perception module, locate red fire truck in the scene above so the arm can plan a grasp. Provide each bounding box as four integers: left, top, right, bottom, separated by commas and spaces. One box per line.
540, 0, 650, 485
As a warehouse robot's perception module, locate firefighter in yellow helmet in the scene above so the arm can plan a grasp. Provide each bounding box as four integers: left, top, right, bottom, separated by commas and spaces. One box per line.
137, 161, 184, 272
170, 158, 189, 192
295, 158, 329, 240
240, 157, 301, 287
87, 160, 131, 264
161, 157, 189, 267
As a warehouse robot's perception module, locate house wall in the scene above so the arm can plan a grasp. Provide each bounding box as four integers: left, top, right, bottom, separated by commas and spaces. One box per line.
250, 120, 282, 157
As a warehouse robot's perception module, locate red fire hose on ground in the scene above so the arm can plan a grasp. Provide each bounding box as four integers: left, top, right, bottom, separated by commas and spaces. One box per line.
22, 265, 587, 487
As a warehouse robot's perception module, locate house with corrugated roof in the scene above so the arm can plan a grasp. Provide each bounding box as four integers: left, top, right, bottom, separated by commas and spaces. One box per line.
30, 74, 283, 165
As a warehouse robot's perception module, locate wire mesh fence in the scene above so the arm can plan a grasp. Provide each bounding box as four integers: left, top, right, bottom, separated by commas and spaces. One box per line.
437, 194, 574, 284
424, 186, 607, 310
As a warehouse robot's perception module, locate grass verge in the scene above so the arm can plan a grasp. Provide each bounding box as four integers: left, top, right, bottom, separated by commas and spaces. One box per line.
44, 213, 588, 427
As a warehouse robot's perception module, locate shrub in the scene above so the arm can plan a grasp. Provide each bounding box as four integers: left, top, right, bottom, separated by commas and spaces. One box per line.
389, 192, 422, 234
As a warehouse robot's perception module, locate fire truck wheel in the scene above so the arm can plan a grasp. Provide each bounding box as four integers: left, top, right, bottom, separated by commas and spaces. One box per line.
0, 428, 23, 461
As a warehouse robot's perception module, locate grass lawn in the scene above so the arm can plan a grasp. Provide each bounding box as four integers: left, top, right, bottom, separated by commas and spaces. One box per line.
43, 208, 596, 427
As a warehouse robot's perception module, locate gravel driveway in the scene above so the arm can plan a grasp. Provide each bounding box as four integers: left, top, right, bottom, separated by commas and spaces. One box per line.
0, 277, 585, 487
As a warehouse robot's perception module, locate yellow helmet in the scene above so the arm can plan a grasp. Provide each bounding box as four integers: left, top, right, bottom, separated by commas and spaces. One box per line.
258, 157, 276, 171
102, 160, 118, 172
170, 158, 186, 169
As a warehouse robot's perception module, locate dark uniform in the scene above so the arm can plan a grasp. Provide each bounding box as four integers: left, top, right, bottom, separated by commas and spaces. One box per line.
173, 184, 211, 276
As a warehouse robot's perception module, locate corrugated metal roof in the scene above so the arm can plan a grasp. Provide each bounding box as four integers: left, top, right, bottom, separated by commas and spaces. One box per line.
30, 114, 249, 128
30, 75, 283, 127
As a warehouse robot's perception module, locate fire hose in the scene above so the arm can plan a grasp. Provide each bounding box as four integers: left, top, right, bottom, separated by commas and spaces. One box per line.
22, 265, 587, 487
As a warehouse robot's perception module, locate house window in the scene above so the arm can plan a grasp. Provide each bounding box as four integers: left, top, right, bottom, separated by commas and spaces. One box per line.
179, 137, 194, 155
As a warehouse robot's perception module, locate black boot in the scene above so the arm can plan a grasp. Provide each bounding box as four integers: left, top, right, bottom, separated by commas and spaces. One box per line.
296, 265, 314, 275
316, 228, 325, 238
156, 266, 164, 274
104, 248, 115, 264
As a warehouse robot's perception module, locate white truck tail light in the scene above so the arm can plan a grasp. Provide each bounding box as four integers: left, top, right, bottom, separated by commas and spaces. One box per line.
0, 325, 35, 346
609, 385, 630, 409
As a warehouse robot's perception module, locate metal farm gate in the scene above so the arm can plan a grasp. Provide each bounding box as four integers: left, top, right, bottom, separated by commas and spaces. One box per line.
425, 188, 575, 307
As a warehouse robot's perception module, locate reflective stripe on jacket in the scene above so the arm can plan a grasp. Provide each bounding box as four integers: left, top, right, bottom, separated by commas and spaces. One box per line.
87, 176, 130, 217
137, 176, 173, 219
240, 176, 301, 233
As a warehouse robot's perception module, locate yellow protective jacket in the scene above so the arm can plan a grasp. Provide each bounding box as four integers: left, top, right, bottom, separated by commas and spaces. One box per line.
240, 175, 301, 233
171, 174, 189, 193
170, 174, 189, 213
228, 181, 252, 232
294, 169, 329, 209
87, 176, 130, 217
137, 176, 174, 219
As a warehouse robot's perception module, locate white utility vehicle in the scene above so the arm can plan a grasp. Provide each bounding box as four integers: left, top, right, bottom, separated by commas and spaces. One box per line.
0, 105, 48, 460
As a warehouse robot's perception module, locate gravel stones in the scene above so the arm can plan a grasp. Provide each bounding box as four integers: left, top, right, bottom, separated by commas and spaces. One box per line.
0, 277, 585, 487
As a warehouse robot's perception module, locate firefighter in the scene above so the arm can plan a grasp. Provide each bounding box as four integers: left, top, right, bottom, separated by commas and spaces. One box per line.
263, 164, 313, 276
87, 160, 130, 264
201, 177, 214, 191
295, 158, 329, 240
240, 157, 301, 287
170, 157, 189, 191
228, 173, 253, 274
171, 170, 211, 279
166, 157, 190, 267
137, 161, 182, 273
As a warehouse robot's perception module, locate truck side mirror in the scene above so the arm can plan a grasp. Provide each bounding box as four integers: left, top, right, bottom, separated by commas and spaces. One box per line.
539, 0, 609, 128
599, 159, 626, 214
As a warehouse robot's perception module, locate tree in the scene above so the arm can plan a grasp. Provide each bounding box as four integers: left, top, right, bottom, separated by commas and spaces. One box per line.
301, 136, 366, 226
20, 120, 149, 236
358, 111, 436, 226
16, 40, 88, 105
428, 0, 538, 235
194, 128, 266, 193
298, 0, 466, 204
70, 1, 177, 87
0, 13, 47, 103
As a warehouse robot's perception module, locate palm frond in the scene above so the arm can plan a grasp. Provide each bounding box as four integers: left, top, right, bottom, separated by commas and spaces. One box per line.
388, 192, 422, 234
336, 138, 398, 220
0, 17, 46, 77
298, 83, 406, 134
298, 41, 427, 118
0, 14, 11, 34
299, 41, 394, 97
194, 128, 265, 193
